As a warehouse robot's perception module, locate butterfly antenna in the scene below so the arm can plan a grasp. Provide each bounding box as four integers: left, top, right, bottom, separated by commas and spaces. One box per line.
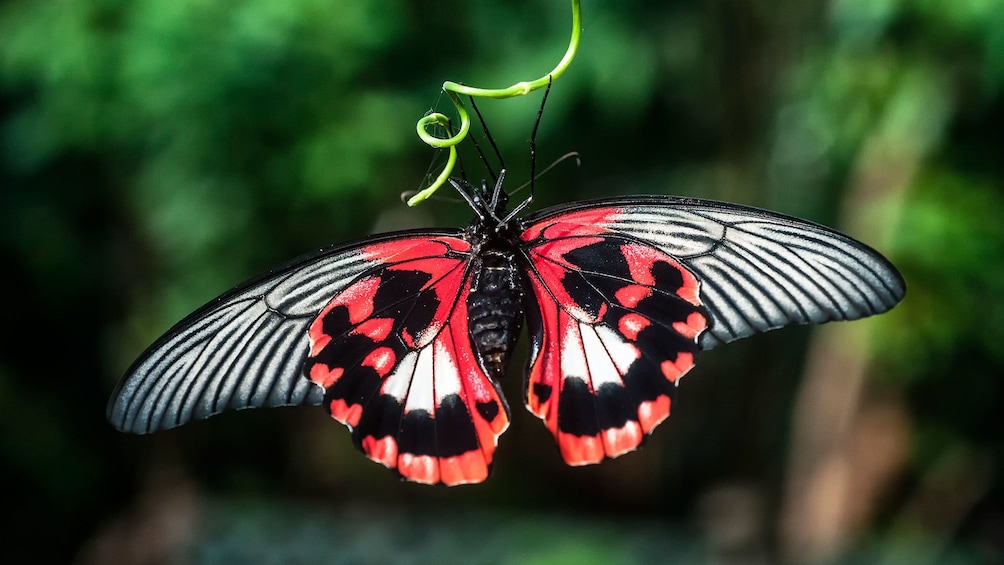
529, 77, 552, 197
448, 177, 485, 221
503, 76, 552, 223
508, 151, 581, 196
469, 95, 502, 184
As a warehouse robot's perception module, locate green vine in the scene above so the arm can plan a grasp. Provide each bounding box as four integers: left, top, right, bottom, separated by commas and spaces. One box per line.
408, 0, 582, 206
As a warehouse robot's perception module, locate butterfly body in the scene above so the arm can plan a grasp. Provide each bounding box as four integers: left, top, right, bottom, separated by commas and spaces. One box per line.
466, 246, 526, 381
109, 173, 905, 486
446, 178, 526, 383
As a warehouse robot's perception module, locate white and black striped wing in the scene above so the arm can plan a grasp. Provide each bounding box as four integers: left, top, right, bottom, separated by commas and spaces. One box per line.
107, 229, 461, 434
520, 196, 905, 350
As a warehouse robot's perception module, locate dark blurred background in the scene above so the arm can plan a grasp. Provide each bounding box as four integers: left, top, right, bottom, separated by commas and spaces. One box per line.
2, 0, 1003, 563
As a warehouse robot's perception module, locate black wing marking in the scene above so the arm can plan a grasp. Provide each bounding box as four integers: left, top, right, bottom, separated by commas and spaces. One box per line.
107, 229, 462, 434
520, 196, 905, 349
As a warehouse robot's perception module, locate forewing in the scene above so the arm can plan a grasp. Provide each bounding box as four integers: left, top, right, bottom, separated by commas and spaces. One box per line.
107, 230, 459, 434
520, 222, 708, 465
305, 238, 510, 486
522, 196, 905, 349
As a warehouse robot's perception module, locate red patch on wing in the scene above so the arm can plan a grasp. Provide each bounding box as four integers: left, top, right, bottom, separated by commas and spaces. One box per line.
660, 352, 695, 383
618, 313, 651, 341
361, 422, 494, 486
524, 272, 564, 428
398, 454, 440, 485
338, 277, 380, 324
361, 435, 492, 486
673, 312, 707, 340
329, 398, 363, 427
638, 396, 672, 434
602, 421, 643, 458
362, 237, 470, 263
401, 327, 416, 348
520, 207, 620, 242
309, 276, 381, 353
615, 284, 651, 308
438, 450, 490, 485
621, 244, 663, 286
353, 318, 394, 341
390, 449, 490, 486
620, 243, 701, 306
675, 269, 701, 306
558, 432, 605, 466
362, 346, 396, 377
362, 435, 398, 468
309, 364, 343, 388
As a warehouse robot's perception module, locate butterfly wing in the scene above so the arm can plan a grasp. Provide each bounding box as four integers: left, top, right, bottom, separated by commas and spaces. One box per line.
108, 230, 510, 485
518, 196, 905, 465
304, 237, 510, 485
108, 231, 453, 435
569, 196, 906, 347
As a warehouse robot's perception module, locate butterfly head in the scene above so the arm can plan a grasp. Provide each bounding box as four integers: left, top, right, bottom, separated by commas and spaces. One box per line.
449, 169, 529, 240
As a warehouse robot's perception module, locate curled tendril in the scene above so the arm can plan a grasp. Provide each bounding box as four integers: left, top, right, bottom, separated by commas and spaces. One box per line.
408, 0, 582, 206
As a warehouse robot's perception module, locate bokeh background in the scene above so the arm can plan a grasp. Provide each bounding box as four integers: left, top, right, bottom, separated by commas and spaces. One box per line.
3, 0, 1003, 563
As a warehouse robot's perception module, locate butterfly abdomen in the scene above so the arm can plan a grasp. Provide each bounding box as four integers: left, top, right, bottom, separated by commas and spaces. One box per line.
467, 248, 524, 380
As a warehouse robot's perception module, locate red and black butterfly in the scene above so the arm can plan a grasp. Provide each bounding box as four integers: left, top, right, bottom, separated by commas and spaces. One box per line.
107, 171, 905, 485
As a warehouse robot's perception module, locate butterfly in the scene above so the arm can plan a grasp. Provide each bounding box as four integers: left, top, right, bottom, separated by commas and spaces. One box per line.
107, 171, 905, 485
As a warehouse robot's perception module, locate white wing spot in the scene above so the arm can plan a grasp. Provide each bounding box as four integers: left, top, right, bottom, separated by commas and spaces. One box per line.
560, 322, 589, 381
405, 347, 436, 413
382, 351, 417, 402
581, 324, 622, 389
433, 338, 462, 403
595, 324, 641, 375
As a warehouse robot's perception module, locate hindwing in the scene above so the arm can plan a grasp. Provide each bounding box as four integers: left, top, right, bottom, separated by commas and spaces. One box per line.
304, 237, 510, 485
520, 213, 707, 464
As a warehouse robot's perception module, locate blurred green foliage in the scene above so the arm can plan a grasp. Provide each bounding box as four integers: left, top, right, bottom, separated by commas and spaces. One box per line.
2, 0, 1004, 563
